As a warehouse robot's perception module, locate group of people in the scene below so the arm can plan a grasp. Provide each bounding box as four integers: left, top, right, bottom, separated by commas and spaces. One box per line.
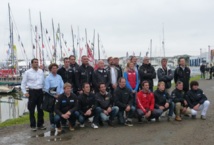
21, 55, 210, 132
200, 63, 214, 80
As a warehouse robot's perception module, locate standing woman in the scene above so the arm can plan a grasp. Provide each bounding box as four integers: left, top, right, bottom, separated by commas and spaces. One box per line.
44, 63, 64, 131
123, 62, 139, 106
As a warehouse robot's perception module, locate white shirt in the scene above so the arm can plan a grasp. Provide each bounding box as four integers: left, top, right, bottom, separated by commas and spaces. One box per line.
110, 67, 117, 85
21, 68, 44, 94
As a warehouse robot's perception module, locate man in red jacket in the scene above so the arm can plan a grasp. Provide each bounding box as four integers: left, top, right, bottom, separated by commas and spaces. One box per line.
136, 81, 162, 122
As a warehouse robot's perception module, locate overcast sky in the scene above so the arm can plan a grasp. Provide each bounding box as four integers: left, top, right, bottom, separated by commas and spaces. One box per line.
0, 0, 214, 60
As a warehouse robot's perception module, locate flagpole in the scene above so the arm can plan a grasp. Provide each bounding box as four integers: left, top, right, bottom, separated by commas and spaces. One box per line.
29, 9, 34, 59
98, 33, 100, 60
58, 23, 62, 62
71, 25, 75, 56
85, 28, 88, 56
40, 12, 45, 69
92, 29, 95, 59
52, 19, 56, 63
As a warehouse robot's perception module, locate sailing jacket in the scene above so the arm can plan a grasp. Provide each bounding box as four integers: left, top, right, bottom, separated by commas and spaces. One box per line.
157, 67, 173, 89
154, 89, 170, 109
57, 66, 74, 86
78, 92, 97, 114
171, 88, 186, 106
95, 92, 114, 110
185, 89, 208, 108
54, 93, 78, 116
123, 70, 139, 91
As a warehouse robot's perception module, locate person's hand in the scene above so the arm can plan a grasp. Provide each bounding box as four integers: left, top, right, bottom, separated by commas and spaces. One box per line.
164, 103, 169, 108
24, 93, 29, 97
145, 111, 151, 118
107, 107, 112, 113
103, 110, 109, 115
159, 106, 165, 110
132, 90, 136, 93
184, 100, 188, 106
125, 105, 131, 112
61, 114, 69, 119
112, 84, 117, 89
79, 90, 83, 94
84, 109, 92, 116
182, 107, 187, 113
65, 111, 71, 116
193, 104, 200, 111
54, 95, 59, 99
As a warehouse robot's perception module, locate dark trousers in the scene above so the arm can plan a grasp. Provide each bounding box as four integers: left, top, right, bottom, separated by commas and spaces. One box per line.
28, 89, 44, 128
54, 112, 77, 128
118, 106, 136, 124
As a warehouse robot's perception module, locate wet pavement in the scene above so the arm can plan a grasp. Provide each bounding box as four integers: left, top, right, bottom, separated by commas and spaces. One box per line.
0, 79, 213, 145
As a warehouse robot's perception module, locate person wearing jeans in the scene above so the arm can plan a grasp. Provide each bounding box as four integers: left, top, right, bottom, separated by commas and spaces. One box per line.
95, 83, 119, 126
76, 83, 101, 129
185, 81, 210, 120
154, 81, 174, 121
136, 81, 162, 122
114, 77, 135, 126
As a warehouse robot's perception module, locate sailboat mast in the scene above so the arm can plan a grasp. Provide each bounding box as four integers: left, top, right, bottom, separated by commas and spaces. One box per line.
58, 23, 62, 62
71, 25, 75, 56
29, 9, 34, 58
85, 28, 88, 55
8, 4, 14, 69
162, 24, 165, 57
98, 33, 100, 60
92, 29, 95, 59
39, 12, 45, 68
52, 19, 56, 63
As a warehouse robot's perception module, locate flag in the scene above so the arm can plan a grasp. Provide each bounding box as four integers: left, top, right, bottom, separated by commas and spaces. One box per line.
33, 44, 35, 49
87, 43, 94, 63
35, 26, 37, 32
21, 43, 24, 47
18, 35, 20, 41
42, 44, 44, 48
46, 29, 48, 34
48, 37, 51, 41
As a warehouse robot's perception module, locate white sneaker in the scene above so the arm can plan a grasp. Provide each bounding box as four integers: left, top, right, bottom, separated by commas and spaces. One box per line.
91, 123, 99, 129
80, 124, 85, 128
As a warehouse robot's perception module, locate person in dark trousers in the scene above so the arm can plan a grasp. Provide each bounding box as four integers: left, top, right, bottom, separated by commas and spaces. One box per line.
75, 55, 94, 95
136, 81, 162, 123
54, 83, 78, 132
185, 81, 210, 120
171, 81, 192, 121
114, 57, 123, 78
157, 58, 173, 93
95, 83, 119, 126
174, 57, 191, 93
154, 82, 174, 121
92, 60, 111, 92
76, 83, 102, 129
209, 64, 213, 80
138, 56, 156, 91
114, 77, 135, 126
69, 55, 79, 94
200, 64, 205, 79
21, 58, 46, 131
57, 57, 74, 89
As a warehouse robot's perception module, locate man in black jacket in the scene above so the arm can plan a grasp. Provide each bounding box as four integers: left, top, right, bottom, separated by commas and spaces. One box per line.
185, 81, 210, 120
75, 55, 94, 94
57, 57, 74, 88
96, 83, 119, 126
115, 77, 135, 126
157, 58, 173, 93
76, 83, 102, 129
200, 63, 205, 79
139, 57, 156, 91
69, 55, 79, 94
54, 83, 78, 132
174, 57, 191, 93
171, 81, 191, 121
114, 57, 123, 78
93, 60, 111, 92
154, 82, 174, 121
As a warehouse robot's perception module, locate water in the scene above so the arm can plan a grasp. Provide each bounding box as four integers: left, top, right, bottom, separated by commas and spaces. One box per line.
0, 93, 28, 123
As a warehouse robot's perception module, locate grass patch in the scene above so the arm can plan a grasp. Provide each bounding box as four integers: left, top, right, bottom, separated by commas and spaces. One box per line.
0, 112, 49, 128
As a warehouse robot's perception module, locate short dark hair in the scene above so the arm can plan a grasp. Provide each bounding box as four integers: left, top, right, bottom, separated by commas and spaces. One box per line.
31, 58, 38, 64
82, 82, 90, 89
63, 57, 69, 62
48, 63, 58, 71
130, 56, 136, 61
114, 57, 119, 60
107, 57, 113, 62
176, 81, 183, 86
69, 55, 76, 59
98, 82, 106, 89
118, 77, 126, 83
190, 81, 199, 89
81, 55, 87, 59
179, 57, 185, 62
141, 81, 149, 87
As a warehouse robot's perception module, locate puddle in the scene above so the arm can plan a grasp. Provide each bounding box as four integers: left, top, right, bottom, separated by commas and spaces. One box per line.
0, 93, 28, 123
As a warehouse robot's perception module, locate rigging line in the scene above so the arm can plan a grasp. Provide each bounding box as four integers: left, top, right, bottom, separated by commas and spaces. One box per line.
42, 28, 53, 60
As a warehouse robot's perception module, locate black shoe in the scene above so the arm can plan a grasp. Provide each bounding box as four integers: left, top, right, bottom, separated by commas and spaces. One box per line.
99, 121, 104, 126
38, 125, 46, 130
138, 118, 143, 124
125, 120, 133, 127
192, 115, 196, 119
107, 120, 114, 126
155, 117, 160, 122
31, 127, 37, 131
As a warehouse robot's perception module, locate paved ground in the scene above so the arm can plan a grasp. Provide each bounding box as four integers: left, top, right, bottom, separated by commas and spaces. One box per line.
0, 79, 214, 145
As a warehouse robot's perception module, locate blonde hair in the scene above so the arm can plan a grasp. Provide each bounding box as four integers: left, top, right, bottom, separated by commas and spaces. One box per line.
63, 83, 72, 89
125, 62, 134, 72
158, 81, 165, 87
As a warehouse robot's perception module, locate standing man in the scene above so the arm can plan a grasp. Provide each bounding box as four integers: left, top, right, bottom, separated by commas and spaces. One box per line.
44, 63, 64, 131
21, 58, 46, 131
114, 57, 123, 78
75, 55, 94, 94
54, 83, 78, 132
115, 77, 135, 126
200, 63, 205, 79
107, 57, 119, 95
174, 57, 191, 93
136, 81, 162, 122
57, 57, 74, 89
76, 83, 101, 129
138, 57, 156, 91
69, 55, 79, 94
96, 83, 119, 126
92, 60, 111, 92
157, 58, 173, 93
185, 81, 210, 120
